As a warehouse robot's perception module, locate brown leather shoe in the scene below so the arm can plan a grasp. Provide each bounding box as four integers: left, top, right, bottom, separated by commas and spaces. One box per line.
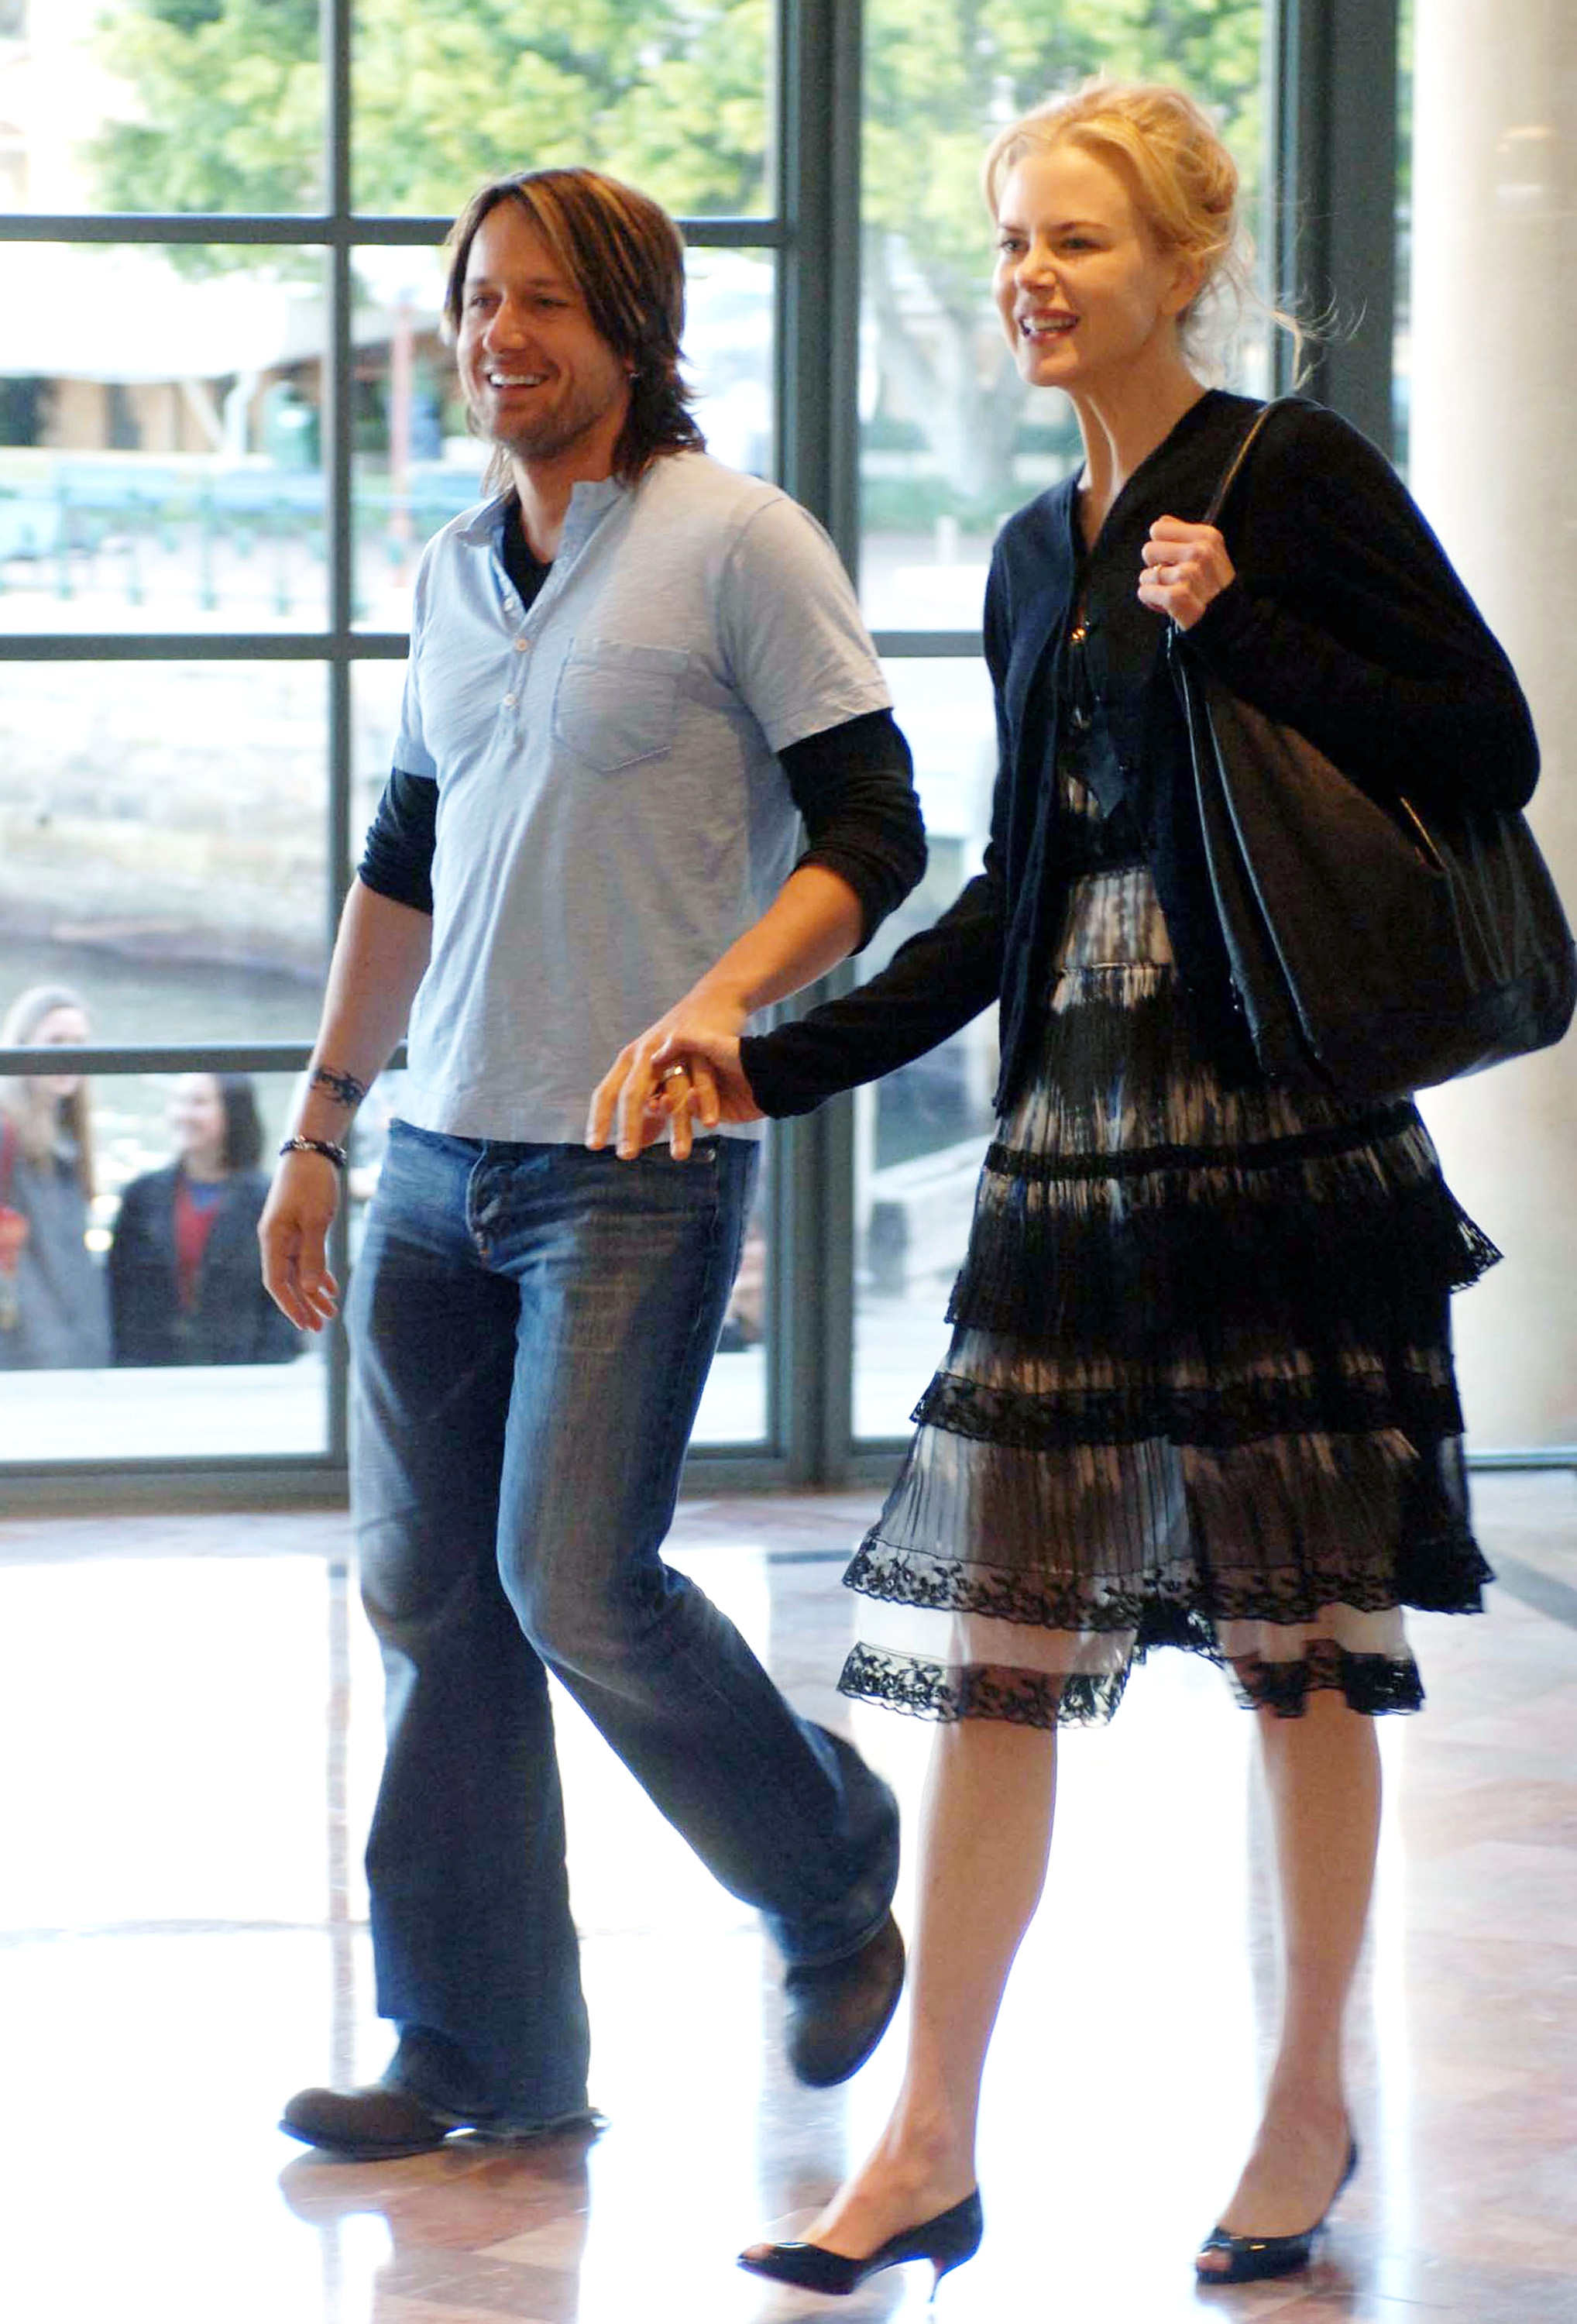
783, 1911, 905, 2088
280, 2083, 458, 2158
280, 2082, 601, 2160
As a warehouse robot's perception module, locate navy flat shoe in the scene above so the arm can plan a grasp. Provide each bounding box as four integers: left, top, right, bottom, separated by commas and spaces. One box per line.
738, 2188, 982, 2298
1196, 2137, 1359, 2285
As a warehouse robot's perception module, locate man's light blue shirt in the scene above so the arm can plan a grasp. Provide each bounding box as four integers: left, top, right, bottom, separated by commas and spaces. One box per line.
392, 451, 891, 1143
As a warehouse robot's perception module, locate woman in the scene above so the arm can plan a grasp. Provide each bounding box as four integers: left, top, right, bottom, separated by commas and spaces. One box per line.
620, 80, 1539, 2291
0, 983, 109, 1370
110, 1072, 301, 1367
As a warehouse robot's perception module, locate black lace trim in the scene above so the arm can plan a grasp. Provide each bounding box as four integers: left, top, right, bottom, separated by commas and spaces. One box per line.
840, 1644, 1129, 1728
912, 1367, 1467, 1456
837, 1638, 1425, 1729
844, 1524, 1492, 1632
984, 1101, 1417, 1185
1228, 1636, 1425, 1719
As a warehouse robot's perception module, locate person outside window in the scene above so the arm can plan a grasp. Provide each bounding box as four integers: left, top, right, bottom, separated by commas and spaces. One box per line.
108, 1072, 301, 1367
0, 983, 109, 1372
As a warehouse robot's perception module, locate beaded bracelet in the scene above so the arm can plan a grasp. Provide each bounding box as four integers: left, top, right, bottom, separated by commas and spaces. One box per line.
279, 1135, 349, 1171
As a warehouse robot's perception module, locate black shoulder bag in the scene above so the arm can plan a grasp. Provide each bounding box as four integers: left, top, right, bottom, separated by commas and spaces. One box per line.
1170, 401, 1576, 1104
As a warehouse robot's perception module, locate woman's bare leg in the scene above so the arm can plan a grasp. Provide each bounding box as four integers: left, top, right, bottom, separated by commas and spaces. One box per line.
1197, 1685, 1380, 2270
760, 1714, 1058, 2260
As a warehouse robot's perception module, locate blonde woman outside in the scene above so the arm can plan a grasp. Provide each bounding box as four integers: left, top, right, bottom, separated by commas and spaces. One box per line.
0, 983, 109, 1370
603, 79, 1539, 2294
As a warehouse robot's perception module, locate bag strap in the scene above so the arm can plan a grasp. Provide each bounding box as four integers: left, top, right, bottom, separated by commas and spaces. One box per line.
0, 1116, 15, 1203
1166, 398, 1299, 669
1201, 397, 1293, 529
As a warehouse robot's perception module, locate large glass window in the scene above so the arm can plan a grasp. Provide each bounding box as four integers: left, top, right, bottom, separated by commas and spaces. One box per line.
0, 660, 329, 1020
9, 7, 1553, 1488
0, 246, 329, 634
1, 0, 783, 1487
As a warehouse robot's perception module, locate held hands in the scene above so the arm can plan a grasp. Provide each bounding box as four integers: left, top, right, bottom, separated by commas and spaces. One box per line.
1138, 516, 1235, 630
258, 1150, 342, 1331
586, 995, 764, 1161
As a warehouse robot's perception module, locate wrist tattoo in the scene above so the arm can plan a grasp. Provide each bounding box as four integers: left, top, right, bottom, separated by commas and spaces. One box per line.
310, 1064, 367, 1112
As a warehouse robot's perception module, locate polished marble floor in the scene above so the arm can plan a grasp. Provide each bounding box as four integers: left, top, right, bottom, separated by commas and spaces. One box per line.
1, 1471, 1575, 2324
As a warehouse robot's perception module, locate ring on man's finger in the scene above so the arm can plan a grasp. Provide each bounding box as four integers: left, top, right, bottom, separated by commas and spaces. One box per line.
658, 1062, 689, 1087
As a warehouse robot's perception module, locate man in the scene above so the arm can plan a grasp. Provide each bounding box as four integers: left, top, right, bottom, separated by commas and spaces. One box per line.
260, 166, 926, 2159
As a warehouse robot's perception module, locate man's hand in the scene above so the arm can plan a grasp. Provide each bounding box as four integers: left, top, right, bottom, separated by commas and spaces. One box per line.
1137, 514, 1235, 629
586, 995, 761, 1160
259, 1150, 342, 1329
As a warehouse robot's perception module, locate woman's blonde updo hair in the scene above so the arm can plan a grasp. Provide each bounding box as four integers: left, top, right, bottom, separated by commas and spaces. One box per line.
983, 77, 1300, 375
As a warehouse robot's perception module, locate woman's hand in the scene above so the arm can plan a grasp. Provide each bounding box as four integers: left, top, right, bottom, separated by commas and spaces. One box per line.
1138, 515, 1235, 630
657, 1030, 765, 1133
259, 1150, 342, 1330
586, 995, 759, 1162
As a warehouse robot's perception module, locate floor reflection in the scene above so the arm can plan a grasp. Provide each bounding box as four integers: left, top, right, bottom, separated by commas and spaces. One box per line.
0, 1473, 1572, 2322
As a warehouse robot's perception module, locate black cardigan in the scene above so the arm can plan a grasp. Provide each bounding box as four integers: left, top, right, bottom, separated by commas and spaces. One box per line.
741, 390, 1540, 1117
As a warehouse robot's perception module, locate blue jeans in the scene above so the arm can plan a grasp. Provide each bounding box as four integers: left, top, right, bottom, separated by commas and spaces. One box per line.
346, 1122, 899, 2130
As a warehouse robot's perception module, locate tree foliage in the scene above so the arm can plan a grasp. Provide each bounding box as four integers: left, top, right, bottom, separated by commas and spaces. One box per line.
88, 0, 1267, 498
89, 0, 771, 221
91, 0, 323, 216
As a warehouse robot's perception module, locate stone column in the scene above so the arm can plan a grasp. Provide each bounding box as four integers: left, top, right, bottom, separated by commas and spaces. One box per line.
1408, 0, 1577, 1448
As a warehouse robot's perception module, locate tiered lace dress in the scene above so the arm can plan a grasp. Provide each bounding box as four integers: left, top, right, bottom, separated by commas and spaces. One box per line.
839, 651, 1498, 1728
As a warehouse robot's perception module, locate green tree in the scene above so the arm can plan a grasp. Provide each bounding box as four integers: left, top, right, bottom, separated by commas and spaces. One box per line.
90, 0, 771, 219
91, 0, 325, 216
90, 0, 1266, 501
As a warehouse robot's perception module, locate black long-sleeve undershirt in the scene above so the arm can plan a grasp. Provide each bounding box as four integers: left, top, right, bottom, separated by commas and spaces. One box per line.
361, 489, 924, 939
359, 705, 925, 950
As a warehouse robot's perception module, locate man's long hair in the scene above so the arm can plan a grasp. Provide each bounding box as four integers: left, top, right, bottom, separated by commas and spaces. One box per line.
442, 167, 706, 487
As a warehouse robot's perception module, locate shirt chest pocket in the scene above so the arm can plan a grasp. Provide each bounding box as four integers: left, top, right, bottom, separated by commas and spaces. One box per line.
551, 638, 689, 773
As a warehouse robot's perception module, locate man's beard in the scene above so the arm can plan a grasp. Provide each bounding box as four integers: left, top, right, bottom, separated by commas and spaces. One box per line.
479, 383, 620, 466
